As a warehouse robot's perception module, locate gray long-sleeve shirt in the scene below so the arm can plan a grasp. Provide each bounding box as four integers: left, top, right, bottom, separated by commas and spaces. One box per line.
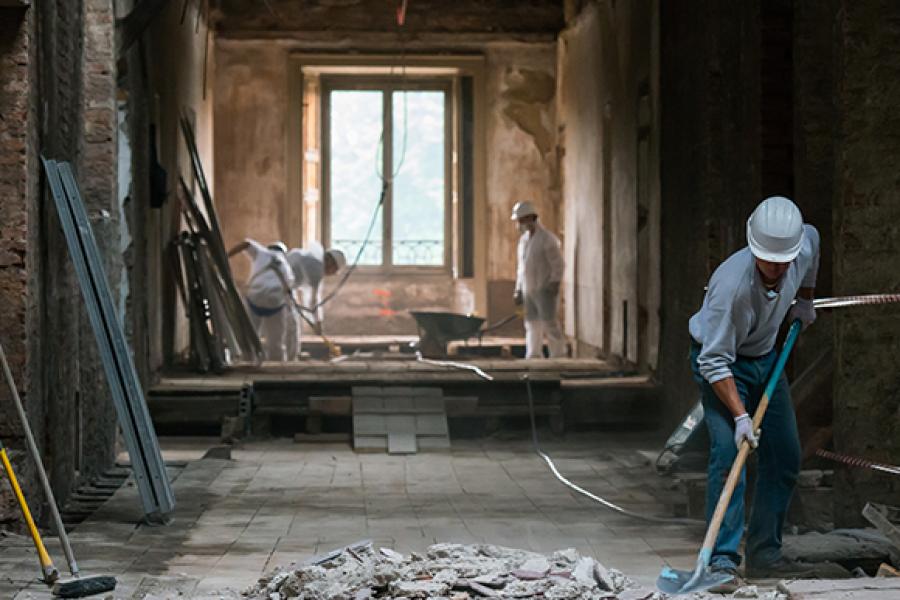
689, 224, 820, 384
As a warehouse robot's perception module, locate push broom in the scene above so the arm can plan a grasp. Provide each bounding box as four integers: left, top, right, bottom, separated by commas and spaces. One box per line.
0, 339, 116, 598
657, 319, 802, 595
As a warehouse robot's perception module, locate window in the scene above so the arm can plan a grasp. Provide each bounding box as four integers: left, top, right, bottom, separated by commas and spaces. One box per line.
323, 79, 450, 269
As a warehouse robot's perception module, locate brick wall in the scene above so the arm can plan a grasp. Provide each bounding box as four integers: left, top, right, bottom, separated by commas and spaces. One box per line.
0, 5, 43, 522
39, 0, 88, 503
0, 8, 34, 441
77, 0, 119, 481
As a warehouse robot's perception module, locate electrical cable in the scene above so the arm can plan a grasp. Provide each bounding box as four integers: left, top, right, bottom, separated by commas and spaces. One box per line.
305, 16, 413, 315
523, 376, 705, 526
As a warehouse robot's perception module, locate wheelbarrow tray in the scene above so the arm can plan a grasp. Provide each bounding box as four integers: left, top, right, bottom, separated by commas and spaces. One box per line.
410, 311, 486, 343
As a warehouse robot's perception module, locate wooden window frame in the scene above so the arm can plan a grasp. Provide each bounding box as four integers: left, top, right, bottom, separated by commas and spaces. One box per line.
321, 76, 454, 274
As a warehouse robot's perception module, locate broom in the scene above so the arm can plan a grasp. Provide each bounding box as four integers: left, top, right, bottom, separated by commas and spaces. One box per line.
0, 339, 116, 598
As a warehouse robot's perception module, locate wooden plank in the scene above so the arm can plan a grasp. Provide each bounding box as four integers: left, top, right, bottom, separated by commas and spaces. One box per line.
308, 396, 353, 415
561, 375, 653, 389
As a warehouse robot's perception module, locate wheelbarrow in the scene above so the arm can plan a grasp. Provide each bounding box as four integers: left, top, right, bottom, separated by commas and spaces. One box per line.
410, 310, 520, 357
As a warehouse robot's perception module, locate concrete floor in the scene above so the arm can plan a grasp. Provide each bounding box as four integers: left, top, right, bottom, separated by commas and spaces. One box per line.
0, 433, 706, 599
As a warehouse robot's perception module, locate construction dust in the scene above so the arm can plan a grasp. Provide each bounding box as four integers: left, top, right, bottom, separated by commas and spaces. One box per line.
243, 543, 786, 600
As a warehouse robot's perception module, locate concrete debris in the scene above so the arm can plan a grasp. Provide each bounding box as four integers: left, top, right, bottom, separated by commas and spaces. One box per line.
244, 543, 788, 600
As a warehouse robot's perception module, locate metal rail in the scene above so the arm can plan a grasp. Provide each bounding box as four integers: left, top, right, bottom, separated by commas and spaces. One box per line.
43, 158, 174, 521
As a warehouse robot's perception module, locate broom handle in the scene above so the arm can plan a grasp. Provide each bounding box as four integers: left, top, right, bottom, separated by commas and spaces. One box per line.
0, 340, 79, 577
700, 320, 802, 556
0, 443, 57, 581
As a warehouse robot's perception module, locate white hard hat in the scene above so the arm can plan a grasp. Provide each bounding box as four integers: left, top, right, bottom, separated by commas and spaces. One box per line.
325, 249, 347, 273
510, 201, 538, 221
746, 196, 804, 263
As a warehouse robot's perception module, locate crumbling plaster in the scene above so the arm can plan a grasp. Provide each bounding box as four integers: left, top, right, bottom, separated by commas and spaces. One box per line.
209, 38, 558, 338
556, 0, 659, 365
147, 0, 216, 366
485, 43, 559, 288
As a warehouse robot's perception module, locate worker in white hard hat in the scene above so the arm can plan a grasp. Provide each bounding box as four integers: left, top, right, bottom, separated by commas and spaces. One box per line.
286, 243, 347, 352
511, 201, 567, 359
228, 238, 297, 361
688, 196, 842, 589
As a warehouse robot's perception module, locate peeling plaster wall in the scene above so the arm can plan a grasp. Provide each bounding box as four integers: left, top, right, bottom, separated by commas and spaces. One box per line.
214, 43, 287, 254
147, 2, 216, 366
484, 43, 559, 333
557, 1, 659, 364
210, 39, 557, 338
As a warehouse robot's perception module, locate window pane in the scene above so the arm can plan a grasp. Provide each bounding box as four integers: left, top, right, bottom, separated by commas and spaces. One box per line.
329, 90, 384, 265
392, 90, 445, 265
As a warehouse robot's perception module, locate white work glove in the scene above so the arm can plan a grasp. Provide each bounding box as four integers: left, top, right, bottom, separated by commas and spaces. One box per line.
788, 297, 815, 330
513, 290, 524, 306
733, 413, 759, 450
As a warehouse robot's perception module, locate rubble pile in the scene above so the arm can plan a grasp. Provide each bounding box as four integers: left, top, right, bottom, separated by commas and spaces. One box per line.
244, 543, 786, 600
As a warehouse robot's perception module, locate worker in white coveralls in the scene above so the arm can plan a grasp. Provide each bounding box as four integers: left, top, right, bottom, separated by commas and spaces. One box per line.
228, 238, 297, 362
690, 196, 845, 591
511, 201, 566, 359
286, 243, 347, 350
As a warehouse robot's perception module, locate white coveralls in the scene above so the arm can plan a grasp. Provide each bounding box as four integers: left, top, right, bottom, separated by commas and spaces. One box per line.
242, 240, 297, 361
515, 223, 566, 359
285, 243, 328, 355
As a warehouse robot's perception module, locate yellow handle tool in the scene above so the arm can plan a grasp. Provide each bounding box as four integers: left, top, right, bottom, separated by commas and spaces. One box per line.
0, 441, 59, 583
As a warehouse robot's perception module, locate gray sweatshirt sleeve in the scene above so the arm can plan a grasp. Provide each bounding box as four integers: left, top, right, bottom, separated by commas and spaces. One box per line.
801, 224, 820, 289
696, 287, 753, 384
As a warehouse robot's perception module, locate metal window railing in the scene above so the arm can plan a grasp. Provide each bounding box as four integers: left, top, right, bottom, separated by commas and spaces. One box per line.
333, 239, 444, 266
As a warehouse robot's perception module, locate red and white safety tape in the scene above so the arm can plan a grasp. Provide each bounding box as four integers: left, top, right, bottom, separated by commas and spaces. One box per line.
813, 293, 900, 310
816, 449, 900, 477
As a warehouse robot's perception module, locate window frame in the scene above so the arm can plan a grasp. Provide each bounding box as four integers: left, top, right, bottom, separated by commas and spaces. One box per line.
321, 75, 454, 274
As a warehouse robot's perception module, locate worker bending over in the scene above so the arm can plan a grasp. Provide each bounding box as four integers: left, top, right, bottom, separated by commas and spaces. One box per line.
286, 243, 346, 350
690, 196, 839, 589
228, 238, 297, 361
511, 201, 566, 359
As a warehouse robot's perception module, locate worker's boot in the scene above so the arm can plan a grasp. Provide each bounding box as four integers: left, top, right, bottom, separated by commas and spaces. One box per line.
746, 557, 851, 580
707, 565, 746, 594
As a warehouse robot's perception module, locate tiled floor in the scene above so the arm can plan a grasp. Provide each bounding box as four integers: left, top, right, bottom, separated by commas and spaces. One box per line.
0, 432, 705, 599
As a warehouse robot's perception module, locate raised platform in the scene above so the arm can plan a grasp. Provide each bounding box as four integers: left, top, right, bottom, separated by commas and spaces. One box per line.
299, 335, 530, 358
148, 357, 660, 434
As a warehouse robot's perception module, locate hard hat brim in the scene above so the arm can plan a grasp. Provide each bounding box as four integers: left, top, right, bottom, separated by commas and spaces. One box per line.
747, 220, 805, 263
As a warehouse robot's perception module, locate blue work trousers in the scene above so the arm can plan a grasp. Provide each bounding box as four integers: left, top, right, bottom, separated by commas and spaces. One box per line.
689, 343, 801, 570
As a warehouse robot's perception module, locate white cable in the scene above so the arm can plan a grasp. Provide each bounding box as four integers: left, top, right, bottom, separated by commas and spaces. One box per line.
415, 353, 494, 381
524, 377, 704, 526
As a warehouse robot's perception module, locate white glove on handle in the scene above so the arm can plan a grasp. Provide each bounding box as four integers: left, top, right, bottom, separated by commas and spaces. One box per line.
788, 297, 816, 330
734, 413, 759, 450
